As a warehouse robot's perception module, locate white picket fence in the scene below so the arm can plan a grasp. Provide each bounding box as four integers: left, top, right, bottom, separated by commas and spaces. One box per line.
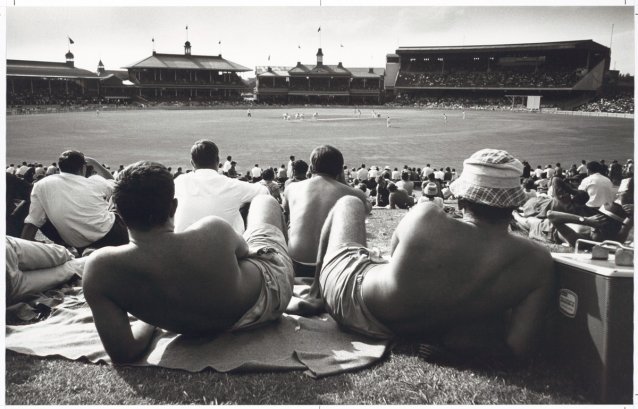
540, 108, 633, 119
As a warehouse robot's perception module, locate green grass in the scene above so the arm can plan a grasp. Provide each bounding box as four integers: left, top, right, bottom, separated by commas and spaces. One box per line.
6, 208, 589, 405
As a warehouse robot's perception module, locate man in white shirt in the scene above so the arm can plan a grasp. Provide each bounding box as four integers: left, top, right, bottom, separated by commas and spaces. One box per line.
251, 164, 263, 183
356, 164, 368, 182
6, 164, 16, 174
21, 150, 128, 253
545, 165, 555, 180
174, 140, 268, 234
222, 156, 233, 175
422, 164, 434, 179
391, 168, 401, 181
368, 166, 380, 180
434, 168, 445, 181
576, 160, 588, 175
287, 155, 295, 178
578, 161, 614, 209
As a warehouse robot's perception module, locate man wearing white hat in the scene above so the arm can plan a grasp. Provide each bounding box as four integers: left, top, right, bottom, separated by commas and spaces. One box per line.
289, 149, 554, 361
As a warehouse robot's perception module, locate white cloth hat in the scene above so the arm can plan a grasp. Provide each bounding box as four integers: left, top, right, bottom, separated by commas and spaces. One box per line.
449, 149, 527, 208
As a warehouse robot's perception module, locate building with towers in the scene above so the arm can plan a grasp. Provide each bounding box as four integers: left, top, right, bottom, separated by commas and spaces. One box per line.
122, 40, 251, 103
7, 50, 101, 107
255, 48, 385, 105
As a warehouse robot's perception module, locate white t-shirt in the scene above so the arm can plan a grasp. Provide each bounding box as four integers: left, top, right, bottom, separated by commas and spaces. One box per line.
578, 173, 614, 208
577, 164, 588, 174
251, 167, 263, 178
25, 173, 115, 247
356, 168, 368, 181
222, 160, 232, 173
174, 169, 268, 234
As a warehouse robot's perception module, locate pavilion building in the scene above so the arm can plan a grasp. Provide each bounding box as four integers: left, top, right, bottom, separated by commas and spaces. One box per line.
255, 48, 385, 105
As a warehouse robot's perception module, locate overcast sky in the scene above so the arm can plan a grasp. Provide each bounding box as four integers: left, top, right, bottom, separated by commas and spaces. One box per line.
5, 2, 635, 76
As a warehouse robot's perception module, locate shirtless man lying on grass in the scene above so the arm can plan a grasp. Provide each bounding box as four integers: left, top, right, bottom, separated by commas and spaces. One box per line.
83, 161, 294, 363
288, 149, 554, 360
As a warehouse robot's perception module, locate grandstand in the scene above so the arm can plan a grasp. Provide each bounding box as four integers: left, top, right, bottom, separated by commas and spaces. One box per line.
6, 41, 253, 111
255, 48, 385, 105
123, 41, 251, 104
7, 52, 101, 108
386, 40, 611, 109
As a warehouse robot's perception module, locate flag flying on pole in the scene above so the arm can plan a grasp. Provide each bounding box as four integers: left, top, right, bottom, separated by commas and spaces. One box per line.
152, 37, 155, 42
218, 40, 221, 44
186, 25, 188, 30
298, 45, 301, 49
268, 55, 271, 61
68, 36, 74, 44
317, 26, 321, 32
340, 44, 344, 47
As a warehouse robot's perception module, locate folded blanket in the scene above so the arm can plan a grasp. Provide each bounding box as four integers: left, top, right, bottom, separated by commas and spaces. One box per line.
6, 287, 390, 378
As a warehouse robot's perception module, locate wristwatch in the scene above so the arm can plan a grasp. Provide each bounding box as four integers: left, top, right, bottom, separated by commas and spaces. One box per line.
623, 217, 632, 226
578, 216, 585, 223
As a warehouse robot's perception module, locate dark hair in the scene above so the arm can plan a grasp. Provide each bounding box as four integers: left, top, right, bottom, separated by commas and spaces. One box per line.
113, 161, 175, 231
262, 167, 275, 181
401, 172, 409, 181
58, 150, 86, 174
388, 183, 398, 192
523, 178, 535, 190
310, 145, 344, 177
226, 155, 232, 161
458, 198, 516, 224
190, 140, 219, 169
292, 159, 309, 176
586, 161, 603, 174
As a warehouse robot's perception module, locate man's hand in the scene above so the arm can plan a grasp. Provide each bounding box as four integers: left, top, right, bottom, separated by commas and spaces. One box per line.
585, 214, 606, 227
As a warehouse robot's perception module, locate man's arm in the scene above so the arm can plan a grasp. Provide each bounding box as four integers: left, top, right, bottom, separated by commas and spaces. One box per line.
85, 157, 114, 180
505, 254, 554, 358
83, 258, 155, 363
21, 223, 40, 241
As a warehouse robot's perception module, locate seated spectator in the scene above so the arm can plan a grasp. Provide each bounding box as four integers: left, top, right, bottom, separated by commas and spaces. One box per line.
388, 183, 415, 209
6, 237, 85, 306
617, 177, 633, 205
547, 202, 633, 247
174, 140, 268, 234
284, 159, 309, 188
578, 161, 614, 211
375, 175, 390, 207
276, 165, 288, 184
83, 162, 294, 363
289, 149, 553, 361
251, 164, 263, 183
260, 168, 282, 203
283, 145, 372, 277
391, 167, 401, 181
21, 150, 128, 254
418, 182, 444, 208
396, 172, 414, 196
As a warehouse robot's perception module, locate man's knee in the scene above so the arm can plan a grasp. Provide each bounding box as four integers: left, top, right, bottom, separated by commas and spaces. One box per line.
251, 194, 280, 209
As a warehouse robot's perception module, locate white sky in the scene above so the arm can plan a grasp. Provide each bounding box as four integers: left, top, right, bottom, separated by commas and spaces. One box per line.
4, 2, 636, 76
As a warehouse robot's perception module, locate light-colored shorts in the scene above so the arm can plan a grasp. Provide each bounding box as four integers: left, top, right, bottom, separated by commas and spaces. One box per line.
6, 237, 82, 305
231, 223, 294, 331
319, 243, 394, 339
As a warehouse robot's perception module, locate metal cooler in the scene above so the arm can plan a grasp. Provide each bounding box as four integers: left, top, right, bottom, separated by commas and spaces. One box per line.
550, 251, 633, 404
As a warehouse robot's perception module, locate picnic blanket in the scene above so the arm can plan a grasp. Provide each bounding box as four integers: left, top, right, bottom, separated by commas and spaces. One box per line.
6, 286, 390, 378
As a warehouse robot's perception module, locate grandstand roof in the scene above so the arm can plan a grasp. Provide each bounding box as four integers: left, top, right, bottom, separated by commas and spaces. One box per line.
256, 65, 384, 78
124, 53, 251, 72
397, 40, 609, 54
7, 59, 99, 79
98, 70, 129, 81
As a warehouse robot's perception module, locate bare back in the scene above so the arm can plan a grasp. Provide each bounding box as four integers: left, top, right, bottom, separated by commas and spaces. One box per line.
84, 216, 263, 335
284, 175, 371, 263
362, 203, 553, 336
